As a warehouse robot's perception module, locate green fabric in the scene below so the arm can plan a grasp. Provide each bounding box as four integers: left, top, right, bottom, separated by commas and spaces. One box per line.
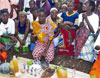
14, 32, 30, 52
90, 75, 96, 78
0, 34, 13, 50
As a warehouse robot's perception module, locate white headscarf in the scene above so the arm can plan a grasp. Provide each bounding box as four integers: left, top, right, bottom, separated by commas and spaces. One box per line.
62, 4, 67, 8
50, 7, 58, 12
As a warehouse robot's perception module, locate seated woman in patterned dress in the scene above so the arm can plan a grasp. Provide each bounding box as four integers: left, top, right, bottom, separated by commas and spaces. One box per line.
46, 7, 63, 49
32, 8, 56, 63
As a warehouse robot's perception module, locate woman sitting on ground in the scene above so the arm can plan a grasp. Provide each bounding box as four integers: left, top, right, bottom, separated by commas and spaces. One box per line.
32, 8, 56, 63
0, 9, 16, 50
15, 11, 30, 53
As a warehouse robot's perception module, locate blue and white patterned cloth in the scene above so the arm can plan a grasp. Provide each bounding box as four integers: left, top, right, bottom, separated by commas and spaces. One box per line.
78, 33, 96, 63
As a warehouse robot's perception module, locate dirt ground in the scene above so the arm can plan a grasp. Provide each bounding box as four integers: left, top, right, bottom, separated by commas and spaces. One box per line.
5, 48, 93, 74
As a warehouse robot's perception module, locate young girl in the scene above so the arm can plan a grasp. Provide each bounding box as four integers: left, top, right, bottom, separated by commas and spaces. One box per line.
58, 1, 79, 56
15, 11, 30, 53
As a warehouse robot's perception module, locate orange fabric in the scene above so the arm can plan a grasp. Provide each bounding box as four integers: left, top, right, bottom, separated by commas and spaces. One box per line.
90, 53, 100, 78
0, 51, 7, 60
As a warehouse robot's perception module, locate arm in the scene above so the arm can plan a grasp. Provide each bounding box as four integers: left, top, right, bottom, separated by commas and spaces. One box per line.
18, 0, 24, 11
83, 14, 95, 33
23, 20, 30, 42
1, 35, 13, 39
10, 4, 14, 18
59, 22, 74, 30
42, 39, 52, 57
15, 21, 22, 43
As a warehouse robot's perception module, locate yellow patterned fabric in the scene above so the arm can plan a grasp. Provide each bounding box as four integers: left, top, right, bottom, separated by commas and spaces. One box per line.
32, 20, 56, 44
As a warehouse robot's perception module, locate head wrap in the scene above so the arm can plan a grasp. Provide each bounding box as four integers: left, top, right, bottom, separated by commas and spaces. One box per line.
0, 9, 9, 15
19, 11, 27, 16
50, 7, 58, 12
62, 4, 67, 8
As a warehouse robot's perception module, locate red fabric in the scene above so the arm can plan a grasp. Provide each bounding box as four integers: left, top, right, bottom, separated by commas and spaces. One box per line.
0, 51, 7, 60
74, 0, 79, 11
75, 27, 90, 58
58, 28, 75, 56
32, 40, 54, 63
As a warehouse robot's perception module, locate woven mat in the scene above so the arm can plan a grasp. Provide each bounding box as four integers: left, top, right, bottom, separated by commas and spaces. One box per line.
0, 57, 90, 78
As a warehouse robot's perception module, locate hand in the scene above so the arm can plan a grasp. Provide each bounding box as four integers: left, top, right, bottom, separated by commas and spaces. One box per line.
64, 21, 73, 26
21, 40, 25, 45
19, 39, 25, 46
41, 49, 47, 57
79, 22, 85, 27
10, 36, 17, 43
82, 13, 87, 19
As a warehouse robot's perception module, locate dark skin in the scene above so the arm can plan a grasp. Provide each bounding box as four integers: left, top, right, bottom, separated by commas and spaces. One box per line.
42, 0, 46, 3
31, 10, 38, 21
29, 1, 35, 9
39, 11, 52, 57
80, 1, 94, 33
19, 0, 24, 11
61, 6, 67, 12
15, 14, 30, 46
1, 13, 16, 42
30, 10, 38, 42
59, 2, 75, 30
50, 10, 62, 38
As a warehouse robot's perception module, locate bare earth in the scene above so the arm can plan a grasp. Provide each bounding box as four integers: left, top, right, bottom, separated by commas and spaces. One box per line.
6, 49, 93, 74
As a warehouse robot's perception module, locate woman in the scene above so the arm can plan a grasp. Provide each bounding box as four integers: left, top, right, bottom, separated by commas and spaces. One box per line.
58, 1, 79, 56
15, 11, 30, 53
76, 1, 99, 62
29, 7, 39, 51
36, 0, 51, 16
0, 9, 16, 50
26, 0, 36, 14
32, 8, 56, 63
27, 7, 38, 30
47, 7, 63, 48
57, 4, 67, 17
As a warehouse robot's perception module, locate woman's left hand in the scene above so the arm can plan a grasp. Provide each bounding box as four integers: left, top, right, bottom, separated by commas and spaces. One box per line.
10, 36, 17, 43
21, 40, 25, 45
82, 13, 87, 19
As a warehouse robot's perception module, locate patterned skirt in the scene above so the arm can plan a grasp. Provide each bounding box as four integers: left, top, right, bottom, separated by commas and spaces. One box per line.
0, 34, 14, 50
32, 40, 54, 63
78, 34, 95, 62
58, 28, 75, 56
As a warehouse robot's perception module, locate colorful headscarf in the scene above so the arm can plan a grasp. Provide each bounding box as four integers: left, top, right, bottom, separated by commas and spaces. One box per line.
19, 11, 27, 16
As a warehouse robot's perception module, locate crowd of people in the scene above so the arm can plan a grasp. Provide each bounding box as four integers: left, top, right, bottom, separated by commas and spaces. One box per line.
0, 0, 100, 64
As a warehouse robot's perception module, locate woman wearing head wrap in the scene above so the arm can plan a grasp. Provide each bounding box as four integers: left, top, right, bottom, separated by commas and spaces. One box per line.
0, 9, 16, 50
58, 3, 67, 17
46, 7, 63, 49
14, 11, 30, 53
